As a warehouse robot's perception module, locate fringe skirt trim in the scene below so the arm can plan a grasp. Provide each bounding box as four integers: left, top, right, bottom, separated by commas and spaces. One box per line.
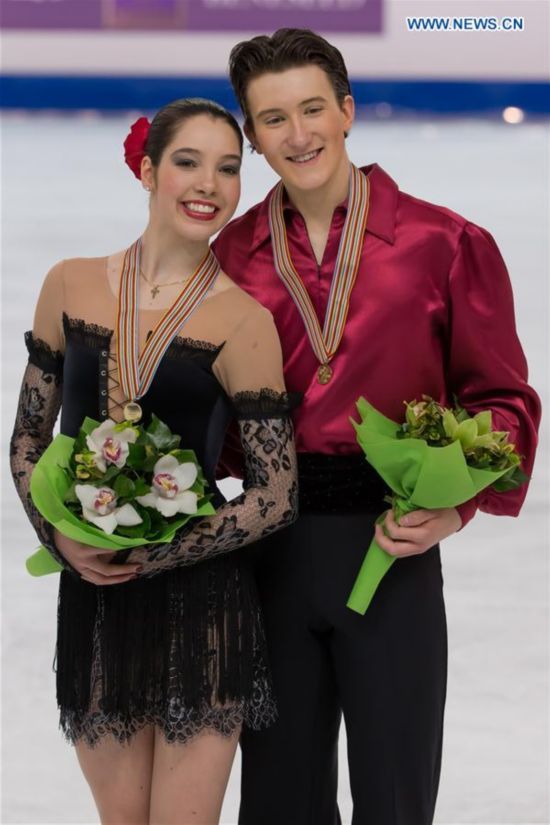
56, 553, 276, 746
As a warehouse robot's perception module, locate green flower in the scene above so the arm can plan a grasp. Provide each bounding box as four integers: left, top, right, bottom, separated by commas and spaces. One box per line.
398, 396, 524, 486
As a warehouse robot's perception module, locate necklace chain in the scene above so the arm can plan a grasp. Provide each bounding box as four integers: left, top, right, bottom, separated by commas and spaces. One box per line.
140, 268, 188, 299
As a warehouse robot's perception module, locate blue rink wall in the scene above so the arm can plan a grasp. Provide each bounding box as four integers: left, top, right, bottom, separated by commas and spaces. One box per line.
1, 75, 549, 115
3, 0, 548, 116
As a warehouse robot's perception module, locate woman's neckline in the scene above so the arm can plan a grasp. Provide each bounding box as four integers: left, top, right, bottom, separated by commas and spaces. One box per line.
104, 252, 237, 312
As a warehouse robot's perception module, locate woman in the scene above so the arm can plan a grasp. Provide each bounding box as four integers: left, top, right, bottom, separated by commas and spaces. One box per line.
10, 98, 299, 825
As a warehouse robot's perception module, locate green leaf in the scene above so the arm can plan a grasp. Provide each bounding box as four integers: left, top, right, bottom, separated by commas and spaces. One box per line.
169, 449, 198, 464
80, 417, 102, 436
115, 522, 146, 538
101, 465, 121, 484
126, 443, 147, 469
134, 430, 149, 446
113, 475, 135, 499
146, 415, 181, 451
454, 405, 471, 423
71, 427, 88, 457
491, 466, 529, 492
133, 478, 151, 497
143, 453, 159, 473
63, 481, 79, 504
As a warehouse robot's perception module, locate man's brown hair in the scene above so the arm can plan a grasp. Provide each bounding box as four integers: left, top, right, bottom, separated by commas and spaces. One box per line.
229, 28, 352, 130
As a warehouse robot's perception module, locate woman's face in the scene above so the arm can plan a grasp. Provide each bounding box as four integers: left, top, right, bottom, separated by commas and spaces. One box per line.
142, 114, 242, 243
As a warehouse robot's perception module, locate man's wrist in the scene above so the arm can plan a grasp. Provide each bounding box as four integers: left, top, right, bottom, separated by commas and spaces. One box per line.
455, 499, 478, 530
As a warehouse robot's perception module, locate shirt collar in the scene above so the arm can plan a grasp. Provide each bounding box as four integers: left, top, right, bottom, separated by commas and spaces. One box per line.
250, 163, 398, 252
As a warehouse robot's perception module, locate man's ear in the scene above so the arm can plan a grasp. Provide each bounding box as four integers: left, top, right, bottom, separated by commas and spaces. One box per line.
341, 94, 355, 134
244, 121, 262, 155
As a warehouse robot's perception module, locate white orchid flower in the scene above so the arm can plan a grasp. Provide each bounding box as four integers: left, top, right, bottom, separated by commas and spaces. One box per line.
136, 454, 198, 518
86, 419, 138, 473
75, 485, 142, 535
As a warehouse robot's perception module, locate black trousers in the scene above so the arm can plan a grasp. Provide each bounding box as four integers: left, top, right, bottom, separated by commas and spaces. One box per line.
239, 510, 447, 825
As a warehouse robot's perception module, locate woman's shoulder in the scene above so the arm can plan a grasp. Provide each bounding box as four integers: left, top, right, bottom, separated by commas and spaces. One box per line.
59, 254, 109, 274
45, 255, 109, 287
216, 270, 274, 325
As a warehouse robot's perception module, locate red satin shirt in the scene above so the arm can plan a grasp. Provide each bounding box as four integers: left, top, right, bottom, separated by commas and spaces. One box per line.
213, 164, 540, 526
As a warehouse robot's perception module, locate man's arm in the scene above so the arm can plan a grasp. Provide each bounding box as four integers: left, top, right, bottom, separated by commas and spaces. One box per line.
377, 220, 541, 554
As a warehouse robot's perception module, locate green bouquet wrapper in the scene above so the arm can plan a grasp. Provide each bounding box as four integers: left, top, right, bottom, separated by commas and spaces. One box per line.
27, 418, 216, 577
347, 398, 514, 615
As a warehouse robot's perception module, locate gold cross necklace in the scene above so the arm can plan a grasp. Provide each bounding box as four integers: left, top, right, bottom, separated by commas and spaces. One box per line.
140, 268, 188, 299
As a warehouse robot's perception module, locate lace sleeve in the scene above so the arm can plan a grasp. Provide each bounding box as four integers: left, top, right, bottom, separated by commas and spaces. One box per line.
10, 340, 68, 569
126, 395, 299, 577
125, 297, 301, 577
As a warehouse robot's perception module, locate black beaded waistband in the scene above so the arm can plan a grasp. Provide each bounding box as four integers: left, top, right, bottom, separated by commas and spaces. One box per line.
297, 453, 388, 514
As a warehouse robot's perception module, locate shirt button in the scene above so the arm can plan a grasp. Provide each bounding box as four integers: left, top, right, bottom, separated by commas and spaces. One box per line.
101, 350, 108, 357
100, 370, 106, 376
101, 389, 107, 396
101, 409, 107, 416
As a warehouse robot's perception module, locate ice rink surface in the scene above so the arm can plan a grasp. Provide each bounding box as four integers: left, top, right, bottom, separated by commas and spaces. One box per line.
1, 114, 548, 824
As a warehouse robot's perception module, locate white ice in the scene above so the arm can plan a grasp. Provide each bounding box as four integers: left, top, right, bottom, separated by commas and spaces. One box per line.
1, 114, 548, 824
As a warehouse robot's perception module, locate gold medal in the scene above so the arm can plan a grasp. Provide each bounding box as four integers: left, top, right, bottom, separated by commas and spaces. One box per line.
317, 363, 333, 385
123, 401, 143, 422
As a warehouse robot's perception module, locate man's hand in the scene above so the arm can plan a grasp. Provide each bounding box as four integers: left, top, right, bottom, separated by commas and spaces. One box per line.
54, 529, 141, 585
374, 507, 462, 558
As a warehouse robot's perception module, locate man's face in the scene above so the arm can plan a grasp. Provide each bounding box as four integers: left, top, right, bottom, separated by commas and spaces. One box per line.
244, 65, 354, 193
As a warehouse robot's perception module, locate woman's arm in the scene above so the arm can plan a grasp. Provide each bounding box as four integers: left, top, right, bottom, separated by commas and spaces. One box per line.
127, 392, 299, 577
126, 305, 301, 578
11, 261, 76, 570
10, 335, 67, 568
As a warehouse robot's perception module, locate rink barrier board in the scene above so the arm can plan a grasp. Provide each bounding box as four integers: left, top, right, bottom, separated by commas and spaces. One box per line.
1, 76, 548, 114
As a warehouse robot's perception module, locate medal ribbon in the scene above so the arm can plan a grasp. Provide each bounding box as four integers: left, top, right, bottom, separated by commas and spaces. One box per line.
268, 163, 370, 367
117, 238, 220, 402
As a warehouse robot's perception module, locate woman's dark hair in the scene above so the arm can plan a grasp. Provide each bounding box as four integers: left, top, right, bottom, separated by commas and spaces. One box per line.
145, 98, 243, 165
229, 28, 352, 129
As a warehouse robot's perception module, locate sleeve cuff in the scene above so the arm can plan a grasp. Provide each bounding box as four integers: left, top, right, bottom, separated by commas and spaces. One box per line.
455, 498, 478, 530
231, 388, 302, 420
41, 521, 77, 575
24, 331, 64, 376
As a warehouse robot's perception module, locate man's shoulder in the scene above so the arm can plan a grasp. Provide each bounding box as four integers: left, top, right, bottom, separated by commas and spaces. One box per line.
398, 188, 469, 233
362, 163, 475, 245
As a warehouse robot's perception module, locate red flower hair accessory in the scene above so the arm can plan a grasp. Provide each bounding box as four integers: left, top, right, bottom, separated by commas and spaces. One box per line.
123, 116, 151, 180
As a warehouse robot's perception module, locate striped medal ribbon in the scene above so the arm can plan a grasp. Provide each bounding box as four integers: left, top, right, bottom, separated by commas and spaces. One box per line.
117, 237, 220, 422
268, 164, 370, 385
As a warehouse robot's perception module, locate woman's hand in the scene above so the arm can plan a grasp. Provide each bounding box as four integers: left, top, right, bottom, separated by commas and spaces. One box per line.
53, 529, 142, 585
374, 507, 462, 558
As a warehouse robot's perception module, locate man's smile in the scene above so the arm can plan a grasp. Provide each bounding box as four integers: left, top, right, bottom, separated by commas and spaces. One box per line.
287, 148, 323, 164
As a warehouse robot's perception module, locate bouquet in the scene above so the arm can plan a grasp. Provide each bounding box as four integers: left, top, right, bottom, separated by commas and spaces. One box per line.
347, 396, 527, 614
27, 415, 215, 576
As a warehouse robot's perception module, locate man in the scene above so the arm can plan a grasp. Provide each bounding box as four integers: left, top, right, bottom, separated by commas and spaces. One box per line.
211, 28, 540, 825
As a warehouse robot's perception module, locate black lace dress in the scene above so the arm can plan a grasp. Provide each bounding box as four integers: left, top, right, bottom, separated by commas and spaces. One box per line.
10, 256, 300, 747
